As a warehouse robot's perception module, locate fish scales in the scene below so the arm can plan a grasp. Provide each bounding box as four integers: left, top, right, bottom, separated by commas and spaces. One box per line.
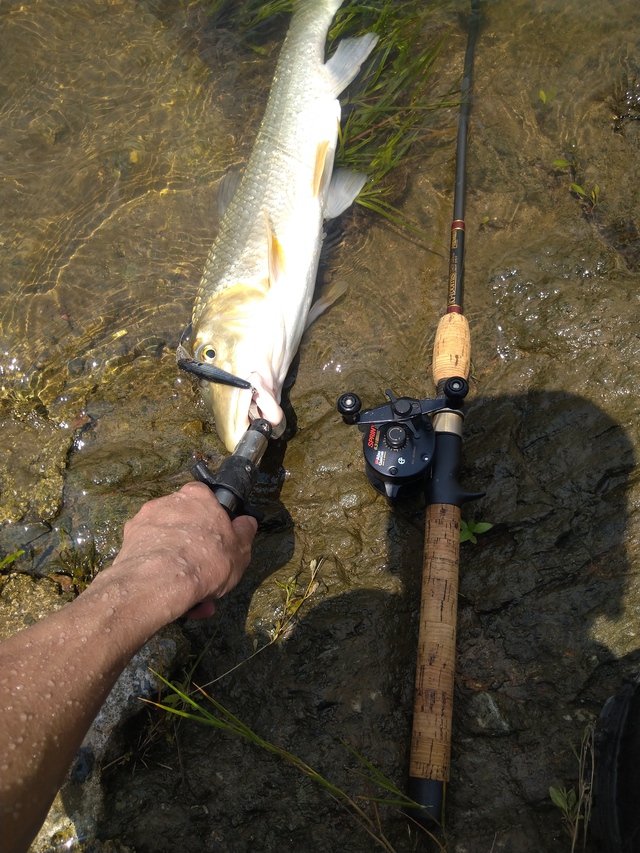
194, 0, 343, 310
187, 0, 377, 452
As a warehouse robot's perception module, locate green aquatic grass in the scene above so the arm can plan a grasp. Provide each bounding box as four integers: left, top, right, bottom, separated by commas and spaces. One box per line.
330, 2, 454, 233
147, 673, 446, 852
49, 538, 102, 594
190, 0, 293, 48
193, 0, 455, 236
0, 550, 25, 571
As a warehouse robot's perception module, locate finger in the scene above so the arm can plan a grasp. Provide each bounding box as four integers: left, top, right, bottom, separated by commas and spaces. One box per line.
232, 514, 258, 543
179, 481, 213, 499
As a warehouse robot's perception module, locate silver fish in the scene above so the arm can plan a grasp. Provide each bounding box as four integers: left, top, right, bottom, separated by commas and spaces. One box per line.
180, 0, 378, 452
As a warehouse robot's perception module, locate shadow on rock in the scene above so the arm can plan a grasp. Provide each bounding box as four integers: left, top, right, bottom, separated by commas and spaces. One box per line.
449, 390, 637, 851
95, 390, 636, 853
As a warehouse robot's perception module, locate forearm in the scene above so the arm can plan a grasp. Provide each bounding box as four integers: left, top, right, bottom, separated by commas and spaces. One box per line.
0, 483, 256, 853
0, 557, 193, 852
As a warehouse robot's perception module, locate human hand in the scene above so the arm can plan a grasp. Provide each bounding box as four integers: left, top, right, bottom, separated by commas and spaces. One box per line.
109, 482, 257, 623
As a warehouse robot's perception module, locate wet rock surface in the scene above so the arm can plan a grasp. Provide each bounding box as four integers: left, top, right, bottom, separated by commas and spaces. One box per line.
1, 0, 639, 851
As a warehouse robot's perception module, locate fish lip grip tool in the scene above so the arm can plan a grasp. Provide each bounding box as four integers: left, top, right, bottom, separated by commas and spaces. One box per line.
191, 419, 272, 521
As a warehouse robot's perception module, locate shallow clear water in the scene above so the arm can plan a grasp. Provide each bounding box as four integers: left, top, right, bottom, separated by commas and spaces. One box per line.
1, 0, 640, 851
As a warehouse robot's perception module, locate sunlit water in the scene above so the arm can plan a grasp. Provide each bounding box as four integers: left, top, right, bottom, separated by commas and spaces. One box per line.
1, 0, 640, 851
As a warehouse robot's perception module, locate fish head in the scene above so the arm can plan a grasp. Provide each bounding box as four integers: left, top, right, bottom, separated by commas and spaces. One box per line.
189, 285, 286, 452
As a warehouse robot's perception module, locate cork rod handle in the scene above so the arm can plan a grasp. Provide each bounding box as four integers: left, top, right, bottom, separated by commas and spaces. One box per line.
410, 503, 461, 783
432, 312, 471, 387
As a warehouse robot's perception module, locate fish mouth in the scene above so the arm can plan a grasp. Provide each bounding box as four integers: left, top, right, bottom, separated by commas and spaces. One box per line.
247, 373, 286, 439
177, 326, 285, 448
205, 379, 285, 452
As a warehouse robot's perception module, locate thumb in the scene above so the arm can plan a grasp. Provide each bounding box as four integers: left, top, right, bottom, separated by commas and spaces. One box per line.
231, 514, 258, 543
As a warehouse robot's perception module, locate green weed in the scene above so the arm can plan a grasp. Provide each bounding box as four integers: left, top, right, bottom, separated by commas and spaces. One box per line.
0, 550, 25, 572
553, 143, 600, 214
190, 0, 294, 45
554, 156, 577, 170
553, 138, 578, 174
200, 557, 323, 688
329, 2, 455, 233
549, 721, 595, 852
460, 519, 492, 544
147, 674, 446, 852
50, 538, 102, 594
571, 183, 600, 209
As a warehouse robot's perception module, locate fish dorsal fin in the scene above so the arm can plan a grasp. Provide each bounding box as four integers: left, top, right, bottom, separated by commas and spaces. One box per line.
324, 33, 379, 97
323, 168, 367, 220
217, 168, 243, 221
263, 210, 285, 288
313, 140, 331, 198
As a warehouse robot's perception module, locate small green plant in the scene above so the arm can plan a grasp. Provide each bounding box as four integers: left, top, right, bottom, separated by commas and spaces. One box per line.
571, 183, 600, 209
554, 156, 577, 169
460, 519, 493, 544
199, 557, 323, 689
539, 88, 556, 105
553, 143, 600, 215
553, 138, 579, 174
270, 558, 322, 640
0, 550, 25, 571
50, 538, 102, 594
550, 785, 581, 834
549, 721, 595, 851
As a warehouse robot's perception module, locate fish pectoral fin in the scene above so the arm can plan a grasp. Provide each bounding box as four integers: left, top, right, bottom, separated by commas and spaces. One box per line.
263, 210, 286, 288
323, 168, 367, 220
325, 33, 379, 97
304, 279, 348, 331
217, 167, 244, 221
313, 140, 331, 198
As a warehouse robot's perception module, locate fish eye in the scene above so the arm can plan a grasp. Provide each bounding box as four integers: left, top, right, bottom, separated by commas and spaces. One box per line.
197, 345, 216, 361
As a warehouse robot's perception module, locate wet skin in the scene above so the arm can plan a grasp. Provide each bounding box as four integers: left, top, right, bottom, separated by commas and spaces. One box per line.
0, 483, 256, 853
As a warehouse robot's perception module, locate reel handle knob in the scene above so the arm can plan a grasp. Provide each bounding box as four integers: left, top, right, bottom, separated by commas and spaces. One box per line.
337, 393, 362, 425
443, 376, 469, 407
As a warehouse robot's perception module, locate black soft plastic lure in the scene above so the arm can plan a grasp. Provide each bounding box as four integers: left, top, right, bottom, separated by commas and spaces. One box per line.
176, 324, 251, 390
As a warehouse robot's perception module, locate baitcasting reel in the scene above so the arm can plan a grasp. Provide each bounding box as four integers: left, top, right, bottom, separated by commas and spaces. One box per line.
337, 377, 468, 501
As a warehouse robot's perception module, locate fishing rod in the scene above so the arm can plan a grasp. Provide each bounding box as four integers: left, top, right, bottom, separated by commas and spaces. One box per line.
337, 0, 482, 826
